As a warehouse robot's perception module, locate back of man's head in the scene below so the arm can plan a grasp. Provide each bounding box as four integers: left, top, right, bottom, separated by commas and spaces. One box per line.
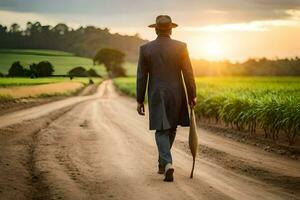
155, 28, 172, 36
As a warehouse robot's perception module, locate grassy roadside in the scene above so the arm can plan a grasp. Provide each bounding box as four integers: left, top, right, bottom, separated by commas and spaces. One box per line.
113, 77, 136, 97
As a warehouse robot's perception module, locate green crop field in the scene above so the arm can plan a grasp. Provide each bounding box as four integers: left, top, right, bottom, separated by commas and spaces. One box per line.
0, 49, 136, 76
114, 77, 300, 145
0, 77, 102, 87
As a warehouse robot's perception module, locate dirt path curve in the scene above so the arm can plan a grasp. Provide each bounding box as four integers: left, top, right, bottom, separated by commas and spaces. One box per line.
0, 80, 299, 200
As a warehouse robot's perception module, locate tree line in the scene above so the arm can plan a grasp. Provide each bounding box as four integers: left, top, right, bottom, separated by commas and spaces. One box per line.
5, 61, 100, 78
0, 22, 147, 61
192, 57, 300, 76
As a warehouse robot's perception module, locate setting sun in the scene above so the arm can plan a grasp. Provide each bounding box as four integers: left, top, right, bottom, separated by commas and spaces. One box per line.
205, 40, 223, 59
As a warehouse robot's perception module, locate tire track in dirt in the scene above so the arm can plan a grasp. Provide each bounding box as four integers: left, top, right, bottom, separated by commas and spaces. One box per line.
0, 104, 77, 199
28, 106, 76, 200
176, 140, 300, 196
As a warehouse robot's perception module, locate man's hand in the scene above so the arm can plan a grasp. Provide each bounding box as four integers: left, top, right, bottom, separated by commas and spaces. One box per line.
137, 102, 145, 115
189, 97, 197, 108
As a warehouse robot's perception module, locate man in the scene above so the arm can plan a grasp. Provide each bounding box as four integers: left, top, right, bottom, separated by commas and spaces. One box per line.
136, 15, 196, 182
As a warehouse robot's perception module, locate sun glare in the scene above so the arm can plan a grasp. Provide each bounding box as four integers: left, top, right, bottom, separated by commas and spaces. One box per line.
187, 36, 230, 60
205, 40, 223, 59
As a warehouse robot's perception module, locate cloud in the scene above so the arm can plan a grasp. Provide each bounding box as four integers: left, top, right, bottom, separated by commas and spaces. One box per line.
181, 9, 300, 32
0, 10, 60, 28
183, 19, 300, 32
287, 9, 300, 20
0, 0, 300, 25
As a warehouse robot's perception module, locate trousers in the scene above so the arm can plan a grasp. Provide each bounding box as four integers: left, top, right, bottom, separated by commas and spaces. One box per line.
155, 127, 177, 167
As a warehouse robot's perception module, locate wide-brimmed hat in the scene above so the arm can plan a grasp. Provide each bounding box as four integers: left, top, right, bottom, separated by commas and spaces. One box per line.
148, 15, 178, 29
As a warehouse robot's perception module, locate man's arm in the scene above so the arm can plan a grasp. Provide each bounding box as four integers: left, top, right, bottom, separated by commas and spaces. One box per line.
181, 44, 197, 106
136, 46, 148, 115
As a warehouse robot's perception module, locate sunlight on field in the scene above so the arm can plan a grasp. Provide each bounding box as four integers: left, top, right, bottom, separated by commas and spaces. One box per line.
0, 77, 102, 87
0, 82, 83, 98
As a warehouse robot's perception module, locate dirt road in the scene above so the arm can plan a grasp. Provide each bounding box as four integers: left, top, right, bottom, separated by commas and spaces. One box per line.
0, 80, 299, 200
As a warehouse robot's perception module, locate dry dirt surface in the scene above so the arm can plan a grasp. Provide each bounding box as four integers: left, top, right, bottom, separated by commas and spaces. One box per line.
0, 80, 299, 200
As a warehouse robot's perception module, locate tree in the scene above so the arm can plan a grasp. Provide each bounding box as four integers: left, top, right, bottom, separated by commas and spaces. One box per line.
25, 22, 32, 36
36, 61, 54, 77
10, 23, 20, 33
68, 66, 87, 77
27, 62, 54, 77
53, 23, 69, 35
0, 25, 7, 34
31, 22, 42, 33
93, 48, 126, 77
8, 61, 24, 77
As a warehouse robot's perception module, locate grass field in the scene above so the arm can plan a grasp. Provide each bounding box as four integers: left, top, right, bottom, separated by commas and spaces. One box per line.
113, 77, 300, 145
0, 82, 83, 99
0, 77, 102, 100
0, 77, 102, 87
0, 49, 136, 76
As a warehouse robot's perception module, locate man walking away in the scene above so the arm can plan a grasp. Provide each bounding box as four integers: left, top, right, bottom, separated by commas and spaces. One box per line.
136, 15, 197, 182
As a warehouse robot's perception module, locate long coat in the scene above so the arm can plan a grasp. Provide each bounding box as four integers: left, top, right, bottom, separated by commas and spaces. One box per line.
136, 35, 196, 131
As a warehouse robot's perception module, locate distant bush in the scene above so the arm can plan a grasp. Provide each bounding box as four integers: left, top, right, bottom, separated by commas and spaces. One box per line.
8, 61, 25, 77
68, 67, 100, 77
36, 61, 54, 77
68, 66, 87, 77
89, 78, 94, 84
7, 61, 54, 77
0, 72, 4, 77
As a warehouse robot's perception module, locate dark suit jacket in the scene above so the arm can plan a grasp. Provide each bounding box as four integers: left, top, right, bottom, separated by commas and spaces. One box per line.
136, 35, 196, 130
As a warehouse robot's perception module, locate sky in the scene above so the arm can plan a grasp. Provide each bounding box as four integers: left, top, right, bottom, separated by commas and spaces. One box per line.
0, 0, 300, 61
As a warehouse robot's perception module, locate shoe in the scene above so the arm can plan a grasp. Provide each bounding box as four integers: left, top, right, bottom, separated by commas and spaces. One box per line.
163, 163, 174, 182
158, 164, 165, 174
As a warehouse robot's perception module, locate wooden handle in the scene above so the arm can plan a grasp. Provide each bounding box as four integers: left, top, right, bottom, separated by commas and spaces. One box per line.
190, 157, 195, 179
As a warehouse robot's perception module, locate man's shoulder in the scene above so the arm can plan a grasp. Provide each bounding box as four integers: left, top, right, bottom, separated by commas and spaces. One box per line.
141, 39, 186, 47
170, 39, 186, 47
140, 40, 156, 49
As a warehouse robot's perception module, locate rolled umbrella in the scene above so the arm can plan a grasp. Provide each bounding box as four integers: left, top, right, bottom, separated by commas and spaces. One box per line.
189, 106, 198, 178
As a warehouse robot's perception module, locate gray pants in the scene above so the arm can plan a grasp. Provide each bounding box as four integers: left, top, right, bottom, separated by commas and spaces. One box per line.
155, 127, 177, 167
